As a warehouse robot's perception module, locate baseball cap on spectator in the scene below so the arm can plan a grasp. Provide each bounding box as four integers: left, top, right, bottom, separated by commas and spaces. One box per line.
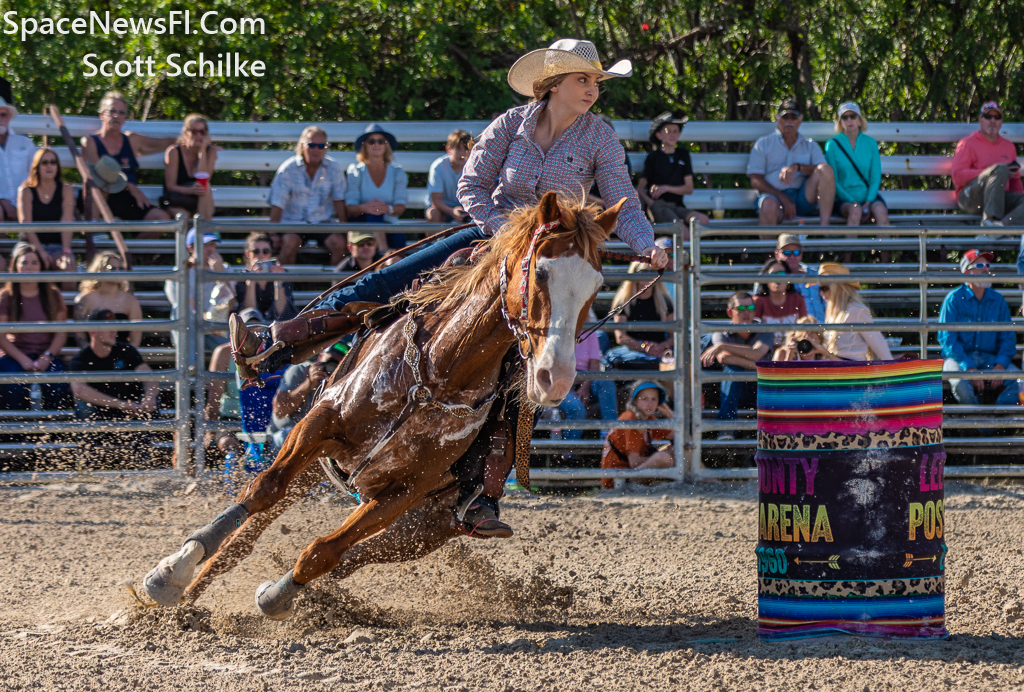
0, 96, 17, 119
87, 308, 116, 322
777, 233, 802, 249
185, 229, 221, 248
238, 307, 266, 325
348, 232, 375, 245
980, 101, 1002, 118
630, 381, 666, 406
777, 99, 802, 118
648, 112, 688, 144
960, 249, 994, 272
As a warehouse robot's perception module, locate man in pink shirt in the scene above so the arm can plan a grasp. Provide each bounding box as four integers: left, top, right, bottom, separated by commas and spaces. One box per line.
952, 101, 1024, 226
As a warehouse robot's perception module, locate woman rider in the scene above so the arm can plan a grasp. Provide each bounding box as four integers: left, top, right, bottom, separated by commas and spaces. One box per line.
229, 38, 669, 534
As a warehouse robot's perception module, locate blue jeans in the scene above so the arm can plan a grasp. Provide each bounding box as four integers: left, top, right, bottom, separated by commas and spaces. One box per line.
590, 379, 618, 422
0, 354, 73, 410
718, 364, 757, 421
554, 391, 588, 441
943, 354, 1021, 406
313, 227, 486, 311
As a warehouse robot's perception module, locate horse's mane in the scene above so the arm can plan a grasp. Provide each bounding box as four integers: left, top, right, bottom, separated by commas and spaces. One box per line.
405, 196, 609, 312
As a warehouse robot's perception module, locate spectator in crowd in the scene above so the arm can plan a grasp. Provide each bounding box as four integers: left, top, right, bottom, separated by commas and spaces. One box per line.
335, 232, 383, 272
601, 381, 674, 489
347, 123, 408, 251
425, 130, 473, 223
0, 243, 72, 410
824, 102, 889, 228
160, 114, 219, 221
700, 291, 772, 439
817, 262, 893, 361
574, 327, 618, 424
939, 249, 1020, 406
267, 125, 348, 266
232, 232, 297, 323
754, 258, 807, 345
637, 112, 709, 237
75, 251, 143, 348
748, 99, 835, 227
774, 233, 825, 322
953, 101, 1024, 227
0, 96, 36, 230
605, 261, 674, 370
773, 316, 837, 361
268, 341, 348, 451
164, 229, 233, 355
17, 148, 75, 272
68, 308, 157, 467
204, 339, 243, 471
80, 91, 174, 230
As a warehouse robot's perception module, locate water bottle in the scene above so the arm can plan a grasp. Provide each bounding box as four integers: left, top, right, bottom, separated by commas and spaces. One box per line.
223, 451, 240, 496
29, 383, 42, 412
550, 409, 563, 440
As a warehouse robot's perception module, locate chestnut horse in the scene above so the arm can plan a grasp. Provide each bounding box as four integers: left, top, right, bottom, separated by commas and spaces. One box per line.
144, 192, 624, 618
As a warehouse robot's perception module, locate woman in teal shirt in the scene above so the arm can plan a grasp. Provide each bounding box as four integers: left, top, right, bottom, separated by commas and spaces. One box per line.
824, 101, 889, 226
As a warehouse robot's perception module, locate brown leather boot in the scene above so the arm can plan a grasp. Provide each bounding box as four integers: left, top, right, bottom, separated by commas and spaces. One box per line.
462, 496, 514, 538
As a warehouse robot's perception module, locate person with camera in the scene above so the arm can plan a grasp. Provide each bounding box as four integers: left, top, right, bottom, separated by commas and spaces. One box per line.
700, 291, 772, 440
953, 101, 1024, 227
772, 316, 838, 361
232, 232, 297, 323
267, 342, 347, 451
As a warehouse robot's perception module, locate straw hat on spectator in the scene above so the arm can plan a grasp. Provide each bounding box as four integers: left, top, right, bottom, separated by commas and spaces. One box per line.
507, 39, 632, 96
87, 155, 128, 194
816, 262, 860, 288
0, 96, 17, 119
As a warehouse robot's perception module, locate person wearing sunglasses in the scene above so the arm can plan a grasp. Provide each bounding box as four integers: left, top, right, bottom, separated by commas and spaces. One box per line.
345, 123, 408, 252
700, 291, 772, 439
231, 233, 297, 324
0, 95, 35, 232
80, 91, 174, 231
753, 258, 808, 345
939, 249, 1021, 407
747, 98, 836, 227
159, 114, 219, 221
774, 232, 825, 322
17, 148, 75, 273
267, 125, 349, 267
952, 101, 1024, 227
823, 102, 889, 230
815, 262, 891, 362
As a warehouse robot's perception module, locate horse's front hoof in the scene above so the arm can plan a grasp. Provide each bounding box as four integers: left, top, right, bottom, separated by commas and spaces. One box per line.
143, 541, 205, 607
255, 571, 301, 620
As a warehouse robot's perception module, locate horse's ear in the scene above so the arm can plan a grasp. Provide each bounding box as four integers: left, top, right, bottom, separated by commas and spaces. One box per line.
594, 197, 627, 238
538, 190, 561, 223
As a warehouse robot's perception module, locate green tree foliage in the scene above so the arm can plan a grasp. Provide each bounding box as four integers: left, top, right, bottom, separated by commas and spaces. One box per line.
3, 0, 1021, 125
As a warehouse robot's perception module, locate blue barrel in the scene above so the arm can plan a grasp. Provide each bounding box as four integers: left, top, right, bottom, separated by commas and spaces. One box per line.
755, 359, 948, 640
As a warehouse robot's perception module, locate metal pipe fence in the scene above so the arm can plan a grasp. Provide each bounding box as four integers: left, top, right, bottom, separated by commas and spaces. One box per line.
0, 216, 191, 470
690, 223, 1024, 480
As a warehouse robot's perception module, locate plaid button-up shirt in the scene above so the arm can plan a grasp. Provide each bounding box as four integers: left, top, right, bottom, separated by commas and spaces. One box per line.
458, 102, 654, 253
267, 155, 347, 223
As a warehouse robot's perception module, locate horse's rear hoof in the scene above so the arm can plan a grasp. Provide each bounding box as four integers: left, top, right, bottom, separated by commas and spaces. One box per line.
255, 571, 301, 621
143, 541, 205, 607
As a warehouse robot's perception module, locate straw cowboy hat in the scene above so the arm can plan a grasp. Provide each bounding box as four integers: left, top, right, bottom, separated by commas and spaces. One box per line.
507, 39, 632, 97
0, 96, 17, 119
816, 262, 860, 288
87, 155, 128, 194
648, 112, 688, 144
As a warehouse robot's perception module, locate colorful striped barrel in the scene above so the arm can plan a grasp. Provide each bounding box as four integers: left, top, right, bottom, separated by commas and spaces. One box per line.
755, 359, 948, 640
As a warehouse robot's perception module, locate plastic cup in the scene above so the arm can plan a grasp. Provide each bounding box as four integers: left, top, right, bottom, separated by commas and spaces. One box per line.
713, 194, 725, 219
195, 172, 210, 189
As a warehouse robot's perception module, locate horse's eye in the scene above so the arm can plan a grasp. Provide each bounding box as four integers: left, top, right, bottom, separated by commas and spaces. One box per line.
535, 267, 549, 283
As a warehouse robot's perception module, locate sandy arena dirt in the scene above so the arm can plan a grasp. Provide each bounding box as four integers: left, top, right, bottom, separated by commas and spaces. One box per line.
0, 475, 1023, 691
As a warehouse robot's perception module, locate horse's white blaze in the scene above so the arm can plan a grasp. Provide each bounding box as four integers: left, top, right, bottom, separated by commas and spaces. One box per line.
528, 254, 602, 406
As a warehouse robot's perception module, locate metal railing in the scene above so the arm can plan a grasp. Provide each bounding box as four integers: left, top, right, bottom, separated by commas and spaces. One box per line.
0, 217, 191, 468
690, 223, 1024, 479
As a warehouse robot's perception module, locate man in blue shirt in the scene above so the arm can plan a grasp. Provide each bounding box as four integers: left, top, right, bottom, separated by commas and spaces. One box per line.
938, 249, 1020, 406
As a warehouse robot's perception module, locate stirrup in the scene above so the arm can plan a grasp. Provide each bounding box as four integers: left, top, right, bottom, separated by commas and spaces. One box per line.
459, 501, 514, 539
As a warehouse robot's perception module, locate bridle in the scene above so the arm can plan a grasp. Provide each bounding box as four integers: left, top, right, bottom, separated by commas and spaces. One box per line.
498, 217, 666, 358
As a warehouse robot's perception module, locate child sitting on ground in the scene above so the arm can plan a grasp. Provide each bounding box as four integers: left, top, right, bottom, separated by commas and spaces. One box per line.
601, 381, 674, 489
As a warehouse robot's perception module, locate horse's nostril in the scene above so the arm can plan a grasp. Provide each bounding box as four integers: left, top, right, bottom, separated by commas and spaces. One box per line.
537, 368, 553, 390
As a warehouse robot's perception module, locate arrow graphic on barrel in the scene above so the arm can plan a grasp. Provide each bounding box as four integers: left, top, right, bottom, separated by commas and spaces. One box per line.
903, 553, 938, 568
794, 555, 840, 569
